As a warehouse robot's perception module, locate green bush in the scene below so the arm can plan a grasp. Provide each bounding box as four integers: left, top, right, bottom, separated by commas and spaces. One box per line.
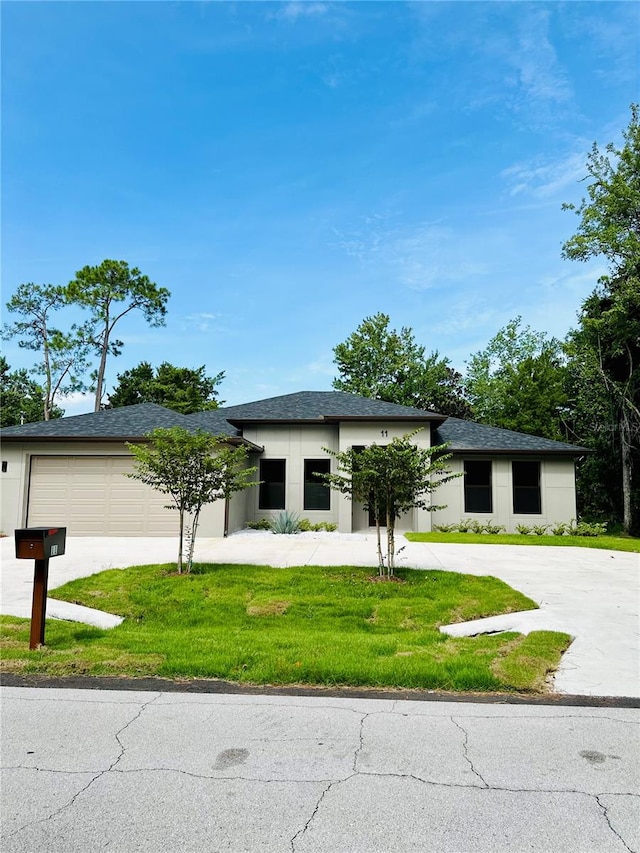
551, 522, 568, 536
457, 519, 475, 533
516, 524, 532, 535
531, 525, 549, 536
245, 519, 272, 531
483, 523, 505, 534
433, 523, 459, 533
570, 520, 608, 537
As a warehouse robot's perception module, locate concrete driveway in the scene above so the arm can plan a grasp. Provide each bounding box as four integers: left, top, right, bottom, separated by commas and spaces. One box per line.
1, 685, 638, 853
1, 532, 638, 697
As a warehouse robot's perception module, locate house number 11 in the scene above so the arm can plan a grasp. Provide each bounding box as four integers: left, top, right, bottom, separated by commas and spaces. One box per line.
381, 430, 388, 437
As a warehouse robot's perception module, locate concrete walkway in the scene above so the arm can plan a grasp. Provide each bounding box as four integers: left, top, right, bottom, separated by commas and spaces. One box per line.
1, 532, 638, 697
1, 685, 638, 853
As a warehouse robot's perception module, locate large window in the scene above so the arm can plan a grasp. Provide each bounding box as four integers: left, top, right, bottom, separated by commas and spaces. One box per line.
304, 459, 330, 510
464, 460, 492, 513
259, 459, 285, 510
513, 461, 541, 514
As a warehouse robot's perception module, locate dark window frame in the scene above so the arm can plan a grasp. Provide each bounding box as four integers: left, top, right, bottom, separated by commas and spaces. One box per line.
512, 460, 542, 515
259, 459, 286, 510
303, 459, 331, 511
464, 460, 493, 514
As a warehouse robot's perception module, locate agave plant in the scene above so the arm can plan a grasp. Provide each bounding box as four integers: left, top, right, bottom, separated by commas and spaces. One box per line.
270, 511, 301, 535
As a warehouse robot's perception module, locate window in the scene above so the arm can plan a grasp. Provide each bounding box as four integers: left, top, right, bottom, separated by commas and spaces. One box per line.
513, 461, 541, 514
464, 460, 492, 513
304, 459, 330, 510
259, 460, 285, 509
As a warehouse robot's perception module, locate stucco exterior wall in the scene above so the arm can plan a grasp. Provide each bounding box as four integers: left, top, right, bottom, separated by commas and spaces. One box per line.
242, 424, 340, 527
431, 455, 577, 533
338, 421, 433, 533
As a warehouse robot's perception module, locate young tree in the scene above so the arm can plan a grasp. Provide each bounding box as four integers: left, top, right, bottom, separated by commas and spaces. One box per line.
107, 361, 225, 413
2, 283, 90, 420
127, 428, 257, 573
562, 104, 640, 534
66, 260, 170, 411
0, 356, 63, 427
333, 313, 472, 418
323, 432, 458, 577
464, 317, 568, 440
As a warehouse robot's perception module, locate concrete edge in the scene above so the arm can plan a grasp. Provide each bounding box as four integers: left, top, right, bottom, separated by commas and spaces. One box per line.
1, 673, 638, 708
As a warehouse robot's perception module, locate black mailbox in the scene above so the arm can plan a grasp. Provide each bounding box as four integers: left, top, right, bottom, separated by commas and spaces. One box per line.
15, 527, 67, 560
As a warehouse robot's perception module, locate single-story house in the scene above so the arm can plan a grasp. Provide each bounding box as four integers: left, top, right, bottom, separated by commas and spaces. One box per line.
1, 390, 587, 537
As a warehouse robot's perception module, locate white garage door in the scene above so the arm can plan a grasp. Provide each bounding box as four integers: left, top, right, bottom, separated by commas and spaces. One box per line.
27, 456, 177, 536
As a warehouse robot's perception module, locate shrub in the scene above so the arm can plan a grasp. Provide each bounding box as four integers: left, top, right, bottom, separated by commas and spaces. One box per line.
516, 524, 532, 535
319, 522, 337, 532
483, 523, 505, 534
433, 523, 459, 533
457, 519, 475, 533
531, 524, 549, 536
551, 522, 567, 536
570, 520, 608, 537
270, 512, 300, 535
246, 519, 271, 531
297, 518, 312, 532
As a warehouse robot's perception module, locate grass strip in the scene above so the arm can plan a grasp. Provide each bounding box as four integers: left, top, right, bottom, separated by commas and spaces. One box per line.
405, 532, 640, 552
0, 563, 570, 693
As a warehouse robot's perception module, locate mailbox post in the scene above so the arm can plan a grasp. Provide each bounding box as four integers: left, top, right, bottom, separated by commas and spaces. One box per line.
14, 528, 67, 650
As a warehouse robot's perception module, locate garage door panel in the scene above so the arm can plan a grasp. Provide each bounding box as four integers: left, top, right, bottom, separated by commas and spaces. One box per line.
28, 456, 177, 536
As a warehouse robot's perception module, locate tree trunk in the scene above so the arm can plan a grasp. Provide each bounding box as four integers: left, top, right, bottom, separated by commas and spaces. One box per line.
375, 517, 383, 576
620, 412, 633, 535
387, 510, 395, 577
186, 509, 200, 573
94, 340, 109, 412
177, 508, 184, 573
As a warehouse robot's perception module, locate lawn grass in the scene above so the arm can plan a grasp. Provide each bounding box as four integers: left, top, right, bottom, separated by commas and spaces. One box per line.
405, 532, 640, 553
0, 563, 570, 693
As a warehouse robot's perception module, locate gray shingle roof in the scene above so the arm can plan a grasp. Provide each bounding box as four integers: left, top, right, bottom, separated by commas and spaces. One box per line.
0, 392, 588, 455
434, 417, 589, 455
1, 404, 191, 440
219, 391, 443, 422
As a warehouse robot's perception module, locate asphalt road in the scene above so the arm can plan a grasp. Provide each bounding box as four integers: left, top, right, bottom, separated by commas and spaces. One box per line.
1, 685, 638, 853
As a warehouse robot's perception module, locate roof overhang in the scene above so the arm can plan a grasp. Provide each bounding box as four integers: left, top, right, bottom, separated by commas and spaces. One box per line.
1, 434, 264, 452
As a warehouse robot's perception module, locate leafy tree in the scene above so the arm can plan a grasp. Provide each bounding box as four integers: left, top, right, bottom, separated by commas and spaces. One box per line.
66, 260, 170, 412
562, 103, 639, 279
0, 356, 63, 427
464, 317, 568, 440
333, 313, 472, 418
2, 283, 90, 420
562, 104, 640, 534
323, 432, 458, 577
127, 427, 257, 572
565, 279, 640, 533
107, 361, 225, 413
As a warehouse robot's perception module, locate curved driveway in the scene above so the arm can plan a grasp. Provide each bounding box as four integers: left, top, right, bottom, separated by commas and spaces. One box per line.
1, 532, 638, 698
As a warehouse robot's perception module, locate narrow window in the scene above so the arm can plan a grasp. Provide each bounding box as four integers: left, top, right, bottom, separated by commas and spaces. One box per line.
259, 459, 285, 510
464, 461, 492, 513
513, 461, 541, 514
304, 459, 330, 510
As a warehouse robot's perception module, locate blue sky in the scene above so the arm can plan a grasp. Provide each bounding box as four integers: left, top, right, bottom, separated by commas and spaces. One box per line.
2, 1, 638, 412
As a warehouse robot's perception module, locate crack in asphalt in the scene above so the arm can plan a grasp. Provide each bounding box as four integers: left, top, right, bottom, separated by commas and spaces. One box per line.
595, 794, 635, 853
289, 779, 347, 853
352, 713, 368, 772
2, 692, 161, 841
450, 716, 489, 787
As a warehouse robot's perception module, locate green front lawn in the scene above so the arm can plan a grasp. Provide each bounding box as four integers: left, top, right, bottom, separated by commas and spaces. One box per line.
405, 532, 640, 552
0, 563, 570, 693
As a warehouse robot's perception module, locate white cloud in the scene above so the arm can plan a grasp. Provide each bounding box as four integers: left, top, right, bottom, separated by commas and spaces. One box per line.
181, 312, 223, 333
273, 2, 329, 22
501, 149, 588, 199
